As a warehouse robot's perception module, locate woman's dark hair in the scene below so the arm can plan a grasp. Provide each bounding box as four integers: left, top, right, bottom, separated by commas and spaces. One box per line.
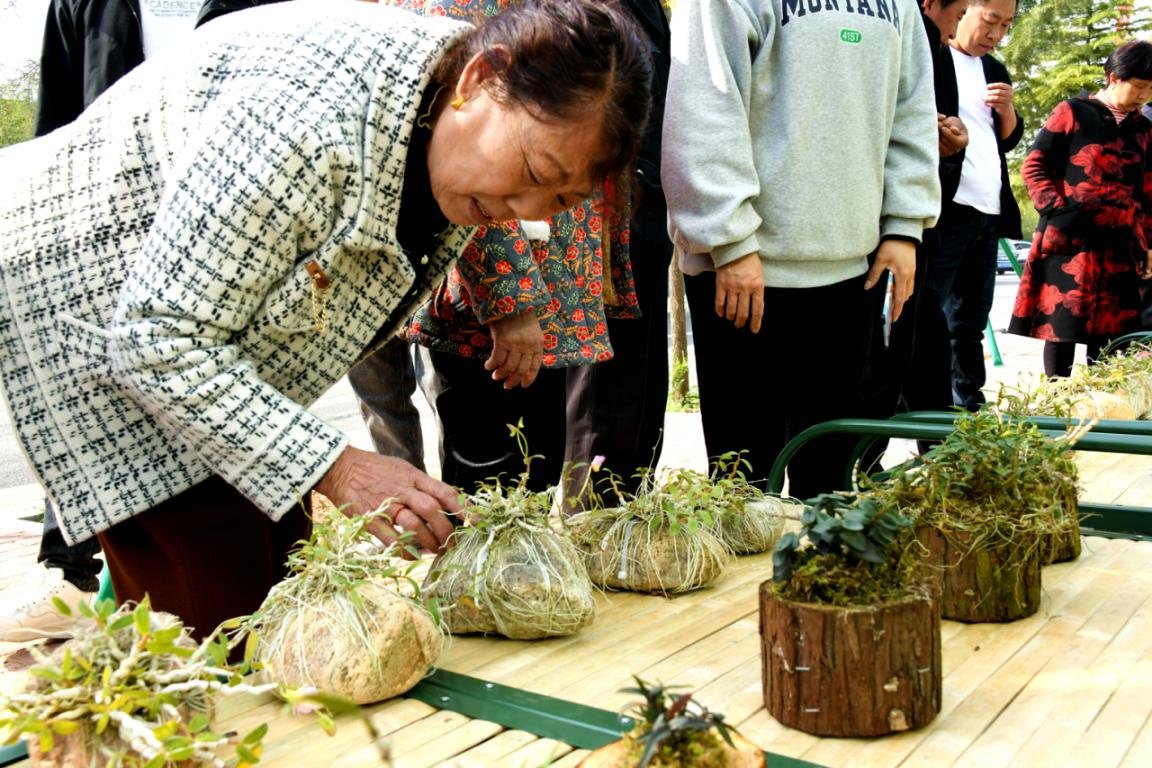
435, 0, 653, 184
1105, 40, 1152, 82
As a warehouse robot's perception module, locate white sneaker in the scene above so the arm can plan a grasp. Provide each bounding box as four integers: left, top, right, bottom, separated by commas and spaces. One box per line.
0, 566, 95, 642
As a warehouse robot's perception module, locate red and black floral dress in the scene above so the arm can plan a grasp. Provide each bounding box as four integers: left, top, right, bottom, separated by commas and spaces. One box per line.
1008, 96, 1152, 344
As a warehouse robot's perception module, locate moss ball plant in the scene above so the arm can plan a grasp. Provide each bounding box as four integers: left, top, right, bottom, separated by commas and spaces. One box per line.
567, 468, 731, 595
240, 511, 444, 706
423, 475, 596, 640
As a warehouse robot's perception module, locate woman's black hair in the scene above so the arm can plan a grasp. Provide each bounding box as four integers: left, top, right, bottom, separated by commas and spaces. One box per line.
1106, 40, 1152, 82
435, 0, 653, 185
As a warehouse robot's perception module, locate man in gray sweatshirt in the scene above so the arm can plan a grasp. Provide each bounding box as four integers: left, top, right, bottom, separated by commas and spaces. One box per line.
662, 0, 941, 498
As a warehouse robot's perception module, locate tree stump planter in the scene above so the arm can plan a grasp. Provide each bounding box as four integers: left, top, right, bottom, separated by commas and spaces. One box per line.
759, 582, 941, 737
916, 526, 1041, 622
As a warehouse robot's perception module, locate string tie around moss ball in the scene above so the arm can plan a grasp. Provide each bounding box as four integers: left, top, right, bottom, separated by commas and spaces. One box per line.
616, 519, 639, 580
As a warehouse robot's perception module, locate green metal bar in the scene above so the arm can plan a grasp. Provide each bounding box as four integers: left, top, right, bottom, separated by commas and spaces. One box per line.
406, 669, 825, 766
0, 671, 825, 766
1078, 503, 1152, 539
769, 419, 959, 493
984, 237, 1027, 368
407, 668, 634, 749
986, 317, 1004, 367
96, 562, 116, 606
767, 417, 1152, 539
998, 237, 1024, 277
0, 742, 27, 767
892, 410, 1152, 436
1100, 330, 1152, 357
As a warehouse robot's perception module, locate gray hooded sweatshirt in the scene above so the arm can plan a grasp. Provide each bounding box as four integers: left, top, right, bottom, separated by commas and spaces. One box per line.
663, 0, 941, 289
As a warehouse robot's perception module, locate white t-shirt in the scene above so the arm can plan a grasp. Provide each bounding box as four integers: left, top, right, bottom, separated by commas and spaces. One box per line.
951, 47, 1001, 215
139, 0, 201, 60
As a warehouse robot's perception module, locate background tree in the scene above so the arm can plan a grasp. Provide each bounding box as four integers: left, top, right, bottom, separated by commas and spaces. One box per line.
0, 58, 37, 149
1000, 0, 1151, 232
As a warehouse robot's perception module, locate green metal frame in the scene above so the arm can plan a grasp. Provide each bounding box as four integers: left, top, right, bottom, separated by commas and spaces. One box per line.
406, 669, 635, 749
766, 412, 1152, 540
1099, 330, 1152, 356
405, 669, 824, 766
0, 744, 25, 767
983, 238, 1026, 369
998, 237, 1024, 276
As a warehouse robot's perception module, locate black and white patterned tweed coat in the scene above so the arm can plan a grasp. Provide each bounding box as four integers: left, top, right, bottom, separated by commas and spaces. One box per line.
0, 3, 474, 544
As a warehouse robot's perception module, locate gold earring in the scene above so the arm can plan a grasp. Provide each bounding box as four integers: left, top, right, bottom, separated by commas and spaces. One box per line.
451, 95, 466, 110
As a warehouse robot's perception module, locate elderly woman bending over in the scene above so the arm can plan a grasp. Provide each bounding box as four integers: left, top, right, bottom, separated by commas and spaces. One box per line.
0, 0, 651, 637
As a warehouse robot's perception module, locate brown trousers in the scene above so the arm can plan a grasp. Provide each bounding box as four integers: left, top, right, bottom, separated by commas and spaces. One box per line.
98, 477, 312, 640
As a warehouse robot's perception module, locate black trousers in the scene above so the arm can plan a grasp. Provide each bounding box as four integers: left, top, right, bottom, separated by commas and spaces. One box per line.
684, 266, 885, 500
564, 211, 673, 506
892, 228, 953, 413
39, 499, 103, 592
421, 348, 568, 494
933, 202, 1001, 411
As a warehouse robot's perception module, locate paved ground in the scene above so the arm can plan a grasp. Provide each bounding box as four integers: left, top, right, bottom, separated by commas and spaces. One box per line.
0, 274, 1050, 665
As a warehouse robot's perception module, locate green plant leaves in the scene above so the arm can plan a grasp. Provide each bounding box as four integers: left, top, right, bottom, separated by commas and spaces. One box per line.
620, 676, 741, 768
772, 492, 911, 583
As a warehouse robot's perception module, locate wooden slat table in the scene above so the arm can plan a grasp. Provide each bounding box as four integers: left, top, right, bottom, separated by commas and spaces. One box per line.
10, 532, 1148, 768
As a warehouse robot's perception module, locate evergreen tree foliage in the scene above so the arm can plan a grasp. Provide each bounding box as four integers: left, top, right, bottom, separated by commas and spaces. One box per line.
999, 0, 1151, 231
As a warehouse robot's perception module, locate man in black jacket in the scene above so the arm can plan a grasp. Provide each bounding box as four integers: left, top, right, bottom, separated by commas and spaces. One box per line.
932, 0, 1023, 412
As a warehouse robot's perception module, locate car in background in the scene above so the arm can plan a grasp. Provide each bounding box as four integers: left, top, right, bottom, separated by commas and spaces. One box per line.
997, 239, 1030, 275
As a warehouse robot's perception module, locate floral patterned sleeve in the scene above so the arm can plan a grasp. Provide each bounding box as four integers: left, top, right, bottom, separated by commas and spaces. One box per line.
1022, 100, 1074, 215
455, 222, 549, 323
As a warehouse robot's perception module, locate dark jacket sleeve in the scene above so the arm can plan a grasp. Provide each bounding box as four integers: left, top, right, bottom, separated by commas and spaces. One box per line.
983, 54, 1024, 238
619, 0, 670, 238
196, 0, 290, 28
1021, 100, 1073, 216
34, 0, 145, 136
933, 36, 964, 204
34, 0, 84, 136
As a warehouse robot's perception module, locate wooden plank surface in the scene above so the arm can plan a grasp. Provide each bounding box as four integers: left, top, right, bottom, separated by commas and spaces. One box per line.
4, 449, 1152, 767
9, 532, 1145, 768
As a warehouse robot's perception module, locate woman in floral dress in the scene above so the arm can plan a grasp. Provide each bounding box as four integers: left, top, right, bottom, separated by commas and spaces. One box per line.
1008, 40, 1152, 376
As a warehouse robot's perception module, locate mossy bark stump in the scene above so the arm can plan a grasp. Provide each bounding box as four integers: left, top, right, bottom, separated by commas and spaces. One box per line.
759, 582, 941, 737
916, 526, 1041, 622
